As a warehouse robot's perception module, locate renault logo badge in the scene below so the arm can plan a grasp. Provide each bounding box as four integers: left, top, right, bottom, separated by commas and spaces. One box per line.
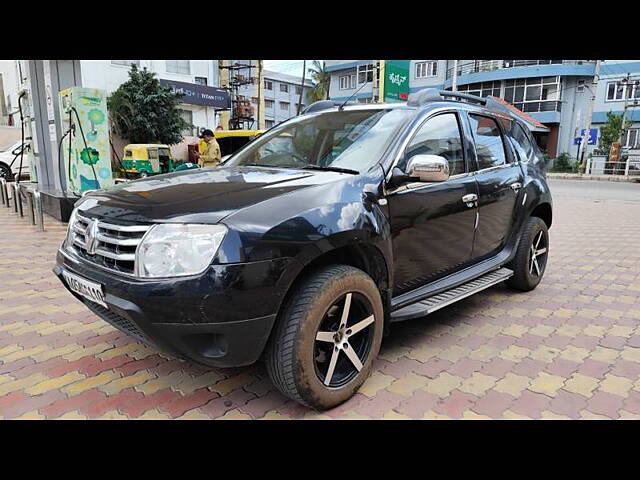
85, 218, 100, 255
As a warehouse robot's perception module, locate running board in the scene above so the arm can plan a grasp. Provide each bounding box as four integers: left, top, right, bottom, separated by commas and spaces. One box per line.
389, 268, 513, 323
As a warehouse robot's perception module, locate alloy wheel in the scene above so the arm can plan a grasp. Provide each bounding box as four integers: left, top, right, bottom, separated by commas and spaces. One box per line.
529, 230, 548, 277
313, 292, 375, 388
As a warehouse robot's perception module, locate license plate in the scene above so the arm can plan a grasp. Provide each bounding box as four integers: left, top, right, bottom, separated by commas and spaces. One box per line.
62, 270, 107, 308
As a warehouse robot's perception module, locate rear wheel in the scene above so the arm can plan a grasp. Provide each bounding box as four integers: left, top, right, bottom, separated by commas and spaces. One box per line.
506, 216, 549, 291
266, 265, 384, 410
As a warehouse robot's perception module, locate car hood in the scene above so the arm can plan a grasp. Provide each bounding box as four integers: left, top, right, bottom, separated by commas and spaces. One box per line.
76, 165, 345, 224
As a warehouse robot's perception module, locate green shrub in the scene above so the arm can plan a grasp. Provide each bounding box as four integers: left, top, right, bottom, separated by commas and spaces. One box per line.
551, 152, 573, 172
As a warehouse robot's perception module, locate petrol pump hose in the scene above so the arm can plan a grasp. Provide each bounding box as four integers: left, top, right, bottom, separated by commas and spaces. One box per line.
70, 106, 100, 189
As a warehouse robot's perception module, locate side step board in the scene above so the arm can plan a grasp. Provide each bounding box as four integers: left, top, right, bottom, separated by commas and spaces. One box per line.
390, 267, 514, 323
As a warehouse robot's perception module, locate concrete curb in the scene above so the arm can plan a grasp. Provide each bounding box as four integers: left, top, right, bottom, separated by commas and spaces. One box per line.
547, 173, 640, 183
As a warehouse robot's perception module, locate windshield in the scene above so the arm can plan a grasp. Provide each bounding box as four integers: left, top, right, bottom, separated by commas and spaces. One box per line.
226, 108, 413, 173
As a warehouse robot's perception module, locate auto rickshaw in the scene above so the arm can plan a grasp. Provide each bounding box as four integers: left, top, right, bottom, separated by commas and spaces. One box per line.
122, 144, 199, 178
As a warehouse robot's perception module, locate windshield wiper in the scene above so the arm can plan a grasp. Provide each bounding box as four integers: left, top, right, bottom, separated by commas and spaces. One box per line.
301, 165, 360, 175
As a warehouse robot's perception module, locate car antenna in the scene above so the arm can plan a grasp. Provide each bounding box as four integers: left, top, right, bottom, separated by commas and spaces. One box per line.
338, 73, 371, 110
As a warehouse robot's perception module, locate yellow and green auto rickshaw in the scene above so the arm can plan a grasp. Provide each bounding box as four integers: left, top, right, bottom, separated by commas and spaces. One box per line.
122, 144, 199, 178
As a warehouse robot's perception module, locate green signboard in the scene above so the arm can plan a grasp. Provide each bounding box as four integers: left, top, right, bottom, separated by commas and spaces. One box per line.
383, 60, 410, 102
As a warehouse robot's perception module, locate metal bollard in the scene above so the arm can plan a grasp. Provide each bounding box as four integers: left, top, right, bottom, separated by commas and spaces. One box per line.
26, 190, 35, 225
12, 183, 19, 213
14, 183, 24, 217
0, 178, 7, 206
33, 190, 44, 232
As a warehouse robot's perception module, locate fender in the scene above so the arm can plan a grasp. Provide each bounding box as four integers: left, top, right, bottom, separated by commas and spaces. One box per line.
215, 166, 394, 308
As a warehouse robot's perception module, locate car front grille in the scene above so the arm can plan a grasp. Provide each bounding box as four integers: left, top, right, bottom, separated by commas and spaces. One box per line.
83, 298, 155, 347
69, 212, 151, 276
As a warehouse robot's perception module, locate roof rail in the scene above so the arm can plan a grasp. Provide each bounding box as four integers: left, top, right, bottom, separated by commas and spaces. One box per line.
438, 90, 486, 106
407, 88, 487, 107
406, 88, 443, 106
301, 100, 358, 114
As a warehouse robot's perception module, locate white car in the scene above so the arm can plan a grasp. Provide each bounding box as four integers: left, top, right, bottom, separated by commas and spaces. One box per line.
0, 141, 29, 181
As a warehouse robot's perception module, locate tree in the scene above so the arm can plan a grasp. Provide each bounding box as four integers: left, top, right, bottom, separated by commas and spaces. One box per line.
306, 60, 330, 102
594, 111, 631, 157
107, 65, 190, 145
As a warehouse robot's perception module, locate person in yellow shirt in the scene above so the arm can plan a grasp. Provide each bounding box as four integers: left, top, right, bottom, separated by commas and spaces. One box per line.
195, 129, 221, 168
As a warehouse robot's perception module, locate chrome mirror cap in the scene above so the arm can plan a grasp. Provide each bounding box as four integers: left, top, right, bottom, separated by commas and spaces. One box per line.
406, 154, 450, 182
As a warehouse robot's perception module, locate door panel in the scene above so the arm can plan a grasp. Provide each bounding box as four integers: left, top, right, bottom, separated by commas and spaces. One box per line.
465, 113, 524, 260
388, 177, 478, 295
473, 165, 523, 259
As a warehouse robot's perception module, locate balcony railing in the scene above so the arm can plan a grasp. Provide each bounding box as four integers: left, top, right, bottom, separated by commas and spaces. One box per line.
511, 100, 562, 113
445, 60, 589, 80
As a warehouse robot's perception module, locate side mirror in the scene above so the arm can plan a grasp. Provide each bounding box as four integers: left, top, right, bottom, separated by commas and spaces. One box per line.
406, 154, 450, 182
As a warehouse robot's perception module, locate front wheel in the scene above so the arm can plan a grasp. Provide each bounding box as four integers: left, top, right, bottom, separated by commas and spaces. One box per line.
0, 163, 13, 182
266, 265, 384, 410
506, 216, 549, 291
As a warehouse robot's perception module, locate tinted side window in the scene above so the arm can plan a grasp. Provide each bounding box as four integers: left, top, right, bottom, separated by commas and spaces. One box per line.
511, 123, 534, 163
469, 114, 506, 170
403, 113, 465, 175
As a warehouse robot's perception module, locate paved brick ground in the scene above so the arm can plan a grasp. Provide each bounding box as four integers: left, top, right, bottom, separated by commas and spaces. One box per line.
1, 182, 640, 419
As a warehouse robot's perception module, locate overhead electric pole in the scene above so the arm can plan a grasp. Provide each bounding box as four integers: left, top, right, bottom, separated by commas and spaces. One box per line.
257, 60, 265, 129
581, 60, 601, 174
451, 60, 459, 92
296, 60, 306, 115
218, 60, 230, 129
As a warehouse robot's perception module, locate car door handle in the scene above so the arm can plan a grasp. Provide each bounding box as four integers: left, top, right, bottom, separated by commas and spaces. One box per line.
510, 182, 522, 191
462, 194, 477, 203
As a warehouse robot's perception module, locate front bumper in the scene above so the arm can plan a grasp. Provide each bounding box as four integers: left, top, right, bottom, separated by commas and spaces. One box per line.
55, 249, 295, 368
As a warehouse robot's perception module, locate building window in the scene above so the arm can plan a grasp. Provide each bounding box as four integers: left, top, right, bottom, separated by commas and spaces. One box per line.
195, 76, 207, 86
358, 64, 375, 84
577, 79, 585, 93
295, 86, 302, 95
265, 80, 273, 90
178, 109, 194, 136
265, 120, 274, 128
339, 74, 356, 90
265, 99, 274, 109
111, 60, 140, 67
415, 61, 438, 78
166, 60, 190, 75
503, 76, 561, 112
280, 83, 289, 93
606, 80, 639, 101
280, 101, 290, 111
458, 81, 501, 98
625, 128, 639, 149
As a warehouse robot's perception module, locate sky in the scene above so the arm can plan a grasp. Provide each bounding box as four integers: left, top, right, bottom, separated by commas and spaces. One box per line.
263, 60, 322, 79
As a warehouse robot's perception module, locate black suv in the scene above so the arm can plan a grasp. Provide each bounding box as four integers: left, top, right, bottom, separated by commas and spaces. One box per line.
55, 89, 552, 410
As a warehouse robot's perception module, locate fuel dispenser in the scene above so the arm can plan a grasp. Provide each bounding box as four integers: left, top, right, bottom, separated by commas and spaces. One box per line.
58, 87, 113, 195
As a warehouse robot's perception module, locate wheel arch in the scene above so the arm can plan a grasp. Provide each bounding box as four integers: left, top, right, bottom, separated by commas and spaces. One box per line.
265, 241, 392, 355
530, 201, 552, 228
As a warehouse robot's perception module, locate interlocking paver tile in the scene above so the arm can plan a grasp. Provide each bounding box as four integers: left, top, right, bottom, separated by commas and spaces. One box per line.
494, 373, 531, 398
423, 372, 463, 398
509, 390, 551, 419
528, 372, 566, 397
598, 374, 634, 397
586, 391, 624, 419
563, 373, 600, 398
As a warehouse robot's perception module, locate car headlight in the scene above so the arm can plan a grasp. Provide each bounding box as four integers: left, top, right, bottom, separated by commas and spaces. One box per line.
136, 223, 227, 278
63, 208, 78, 250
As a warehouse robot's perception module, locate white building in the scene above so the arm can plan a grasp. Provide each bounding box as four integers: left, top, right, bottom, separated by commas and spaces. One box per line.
80, 60, 223, 137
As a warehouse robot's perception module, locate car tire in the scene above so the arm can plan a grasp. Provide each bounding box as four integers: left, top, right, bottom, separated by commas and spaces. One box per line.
0, 163, 13, 182
266, 265, 384, 410
506, 216, 549, 292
